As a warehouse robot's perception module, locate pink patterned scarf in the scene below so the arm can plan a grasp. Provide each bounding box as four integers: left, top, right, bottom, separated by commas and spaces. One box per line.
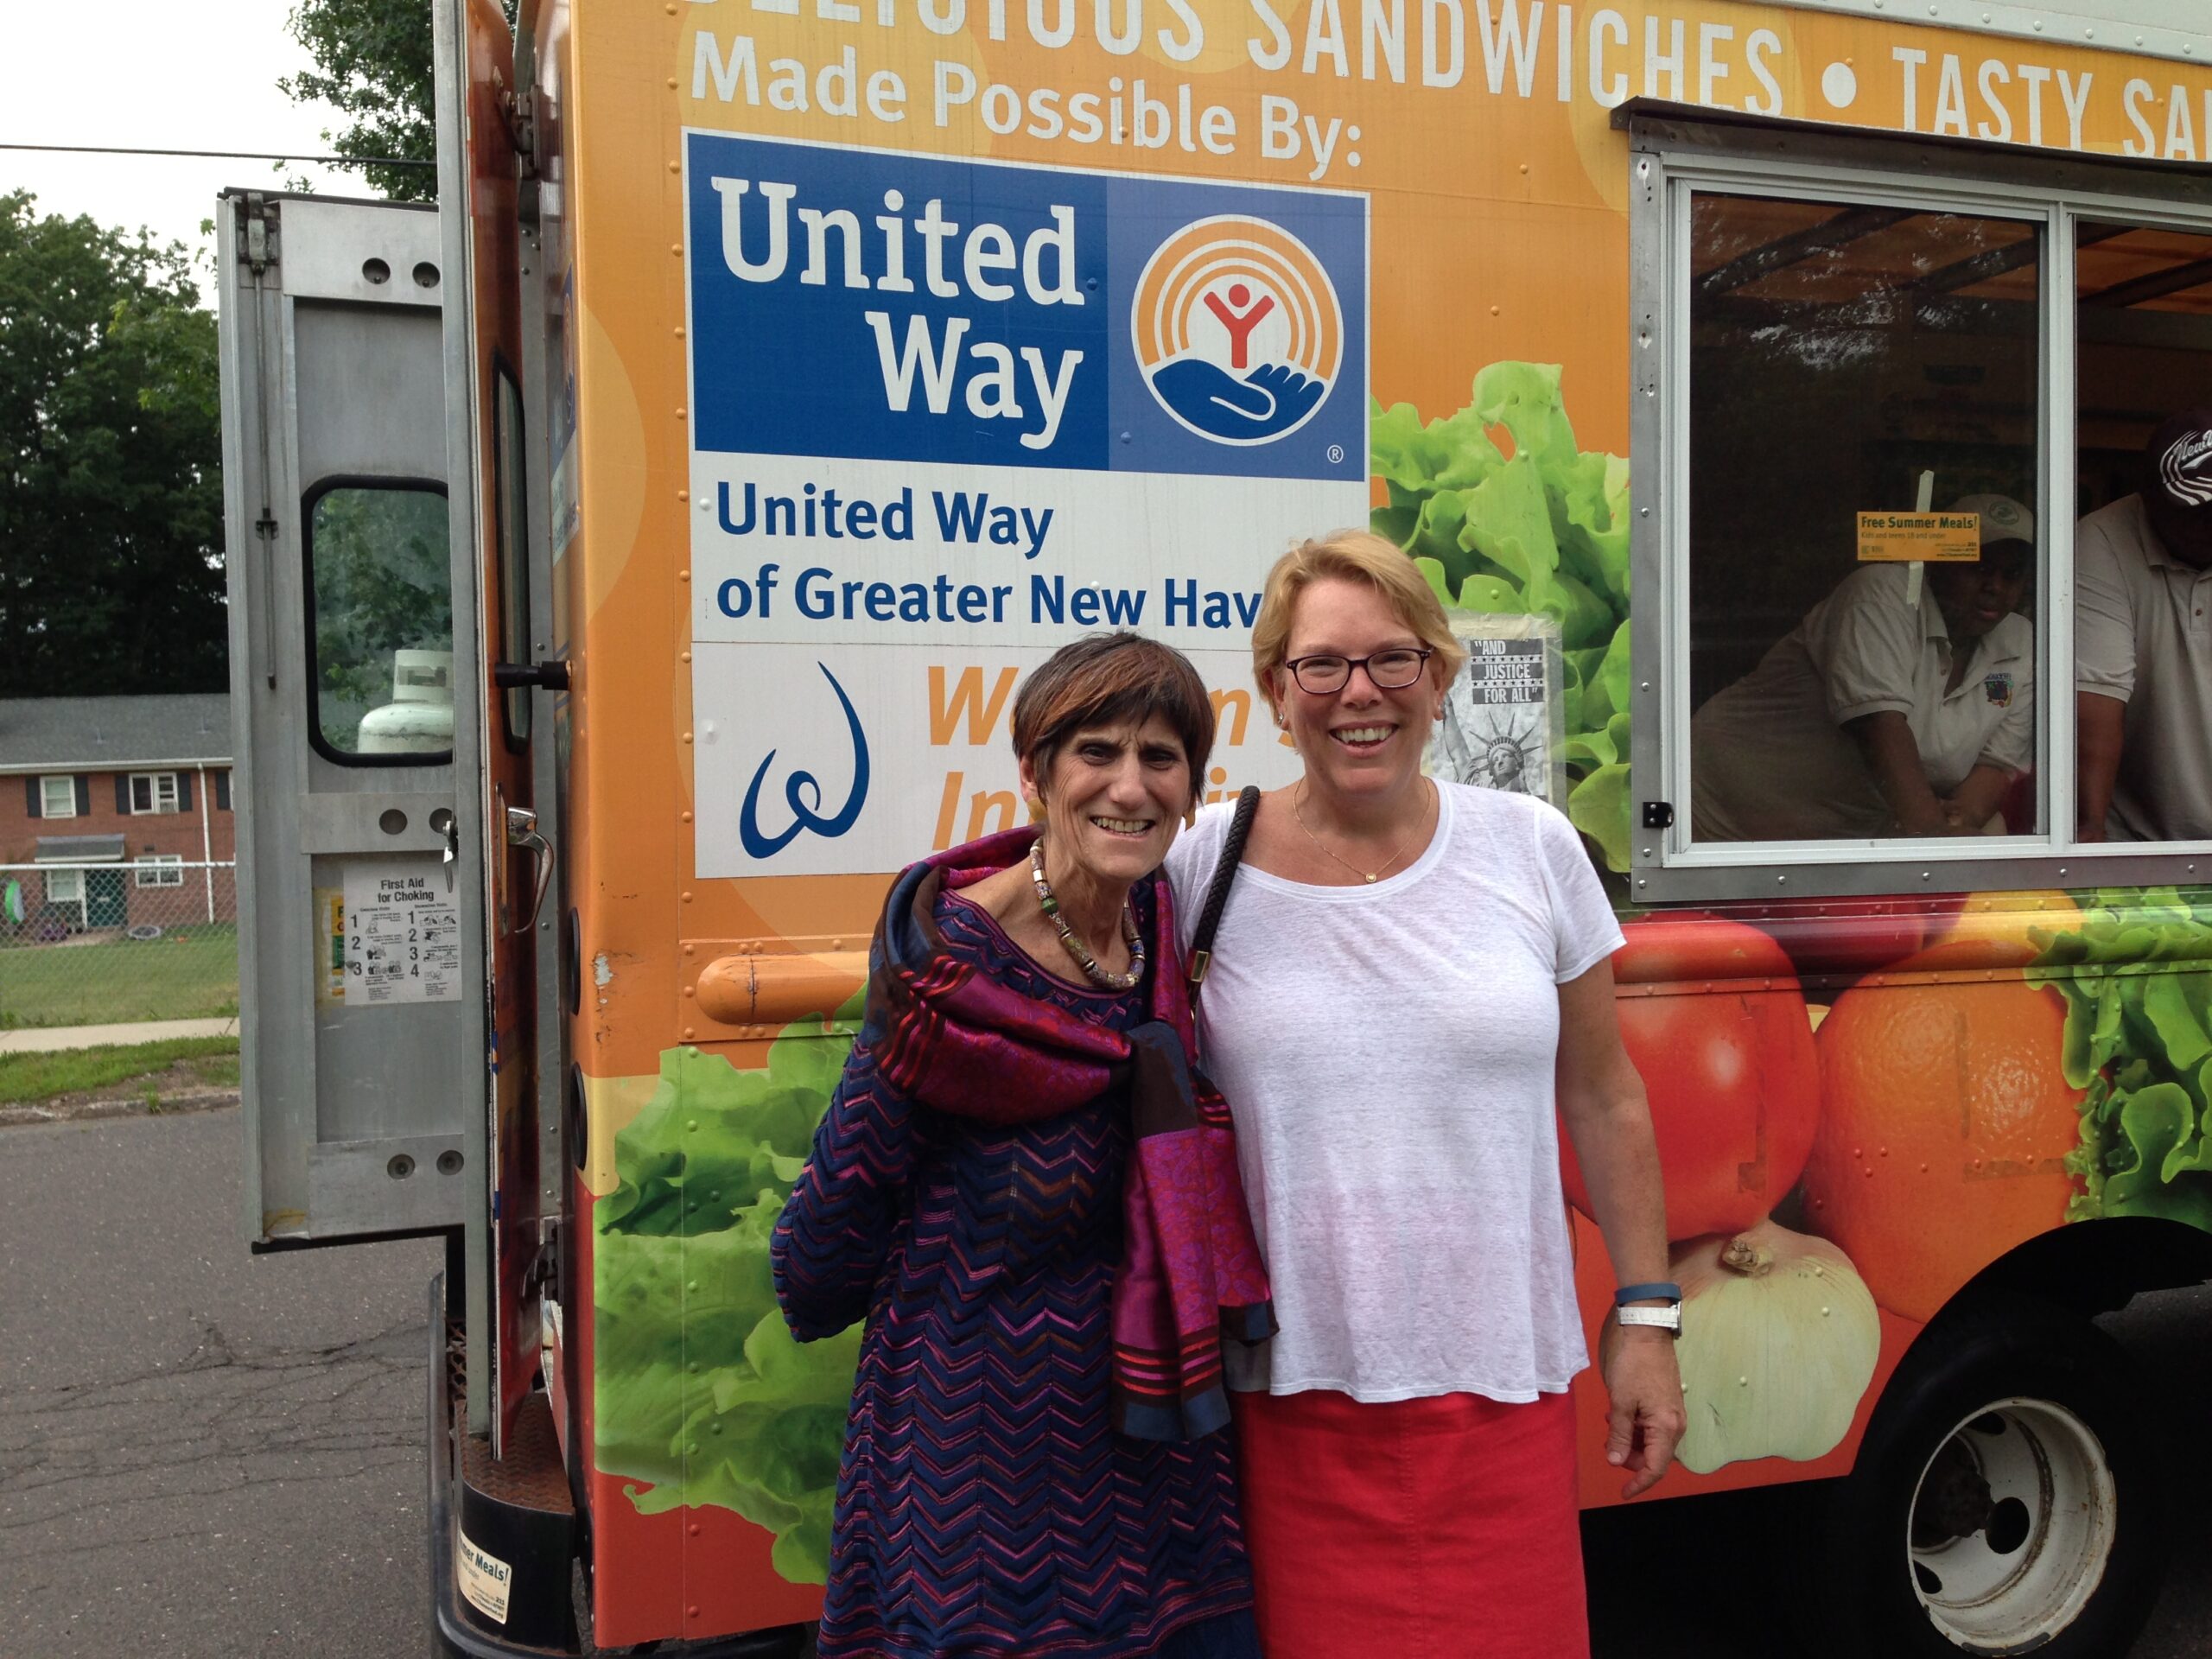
859, 828, 1274, 1440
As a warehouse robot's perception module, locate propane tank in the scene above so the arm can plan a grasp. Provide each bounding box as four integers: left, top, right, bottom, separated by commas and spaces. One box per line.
357, 650, 455, 754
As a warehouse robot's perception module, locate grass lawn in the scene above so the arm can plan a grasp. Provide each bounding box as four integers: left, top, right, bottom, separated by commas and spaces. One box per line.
0, 1036, 241, 1104
0, 925, 241, 1028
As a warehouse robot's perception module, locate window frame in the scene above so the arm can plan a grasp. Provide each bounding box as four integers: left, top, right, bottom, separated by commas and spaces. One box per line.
38, 775, 76, 819
44, 868, 85, 906
299, 474, 456, 770
134, 855, 185, 888
128, 772, 181, 815
1626, 105, 2212, 903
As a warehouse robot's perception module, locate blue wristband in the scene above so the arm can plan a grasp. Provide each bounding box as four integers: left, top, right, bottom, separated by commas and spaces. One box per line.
1613, 1281, 1681, 1306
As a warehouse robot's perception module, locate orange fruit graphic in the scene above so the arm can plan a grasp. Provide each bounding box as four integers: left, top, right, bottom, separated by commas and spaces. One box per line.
1924, 888, 2083, 957
1801, 939, 2083, 1323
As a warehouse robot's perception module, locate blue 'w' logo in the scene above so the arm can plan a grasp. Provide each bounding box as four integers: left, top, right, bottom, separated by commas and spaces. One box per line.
739, 664, 870, 859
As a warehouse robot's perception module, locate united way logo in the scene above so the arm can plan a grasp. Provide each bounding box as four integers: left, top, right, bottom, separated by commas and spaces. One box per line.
1131, 216, 1344, 447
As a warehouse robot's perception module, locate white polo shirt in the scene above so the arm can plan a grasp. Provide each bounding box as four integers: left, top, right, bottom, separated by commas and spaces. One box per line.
2075, 493, 2212, 842
1693, 563, 2035, 842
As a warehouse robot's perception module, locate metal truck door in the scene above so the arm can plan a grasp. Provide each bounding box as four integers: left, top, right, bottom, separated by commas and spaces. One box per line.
438, 0, 548, 1452
217, 193, 486, 1255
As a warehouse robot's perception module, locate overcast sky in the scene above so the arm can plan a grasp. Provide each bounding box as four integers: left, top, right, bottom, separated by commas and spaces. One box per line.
1, 0, 363, 286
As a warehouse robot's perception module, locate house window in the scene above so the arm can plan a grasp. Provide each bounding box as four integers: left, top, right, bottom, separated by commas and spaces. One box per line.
135, 855, 185, 888
39, 775, 76, 818
1627, 112, 2212, 899
45, 868, 84, 906
129, 772, 181, 815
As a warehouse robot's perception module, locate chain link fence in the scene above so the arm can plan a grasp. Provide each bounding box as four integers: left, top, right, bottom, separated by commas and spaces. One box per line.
0, 862, 240, 1031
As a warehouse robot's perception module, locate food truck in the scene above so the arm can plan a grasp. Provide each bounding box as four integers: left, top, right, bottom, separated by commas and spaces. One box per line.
215, 0, 2212, 1653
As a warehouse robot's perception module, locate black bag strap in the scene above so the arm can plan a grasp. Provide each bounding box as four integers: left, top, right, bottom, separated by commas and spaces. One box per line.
1186, 785, 1262, 997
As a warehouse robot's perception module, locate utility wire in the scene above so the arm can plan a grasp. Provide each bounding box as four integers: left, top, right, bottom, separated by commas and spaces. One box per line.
0, 142, 434, 168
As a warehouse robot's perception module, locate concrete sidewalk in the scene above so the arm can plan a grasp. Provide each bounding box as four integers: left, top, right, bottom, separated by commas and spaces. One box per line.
0, 1015, 238, 1055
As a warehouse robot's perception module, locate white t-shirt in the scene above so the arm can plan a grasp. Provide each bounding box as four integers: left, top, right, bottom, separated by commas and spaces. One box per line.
2075, 493, 2212, 841
1163, 782, 1625, 1404
1692, 562, 2034, 842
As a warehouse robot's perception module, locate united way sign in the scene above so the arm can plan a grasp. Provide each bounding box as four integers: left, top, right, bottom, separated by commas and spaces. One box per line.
682, 132, 1369, 875
684, 130, 1366, 479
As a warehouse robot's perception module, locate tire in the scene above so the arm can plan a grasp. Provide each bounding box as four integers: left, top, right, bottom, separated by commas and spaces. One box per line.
1808, 1294, 2167, 1659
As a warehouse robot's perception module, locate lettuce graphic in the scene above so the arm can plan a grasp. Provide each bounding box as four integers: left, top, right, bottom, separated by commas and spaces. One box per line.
594, 1007, 861, 1585
1370, 362, 1635, 868
2030, 891, 2212, 1230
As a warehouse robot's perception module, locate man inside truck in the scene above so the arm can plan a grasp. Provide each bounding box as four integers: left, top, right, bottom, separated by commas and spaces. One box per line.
2075, 407, 2212, 842
1691, 495, 2036, 842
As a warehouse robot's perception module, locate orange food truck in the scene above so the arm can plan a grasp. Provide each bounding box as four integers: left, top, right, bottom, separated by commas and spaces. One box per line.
215, 0, 2212, 1654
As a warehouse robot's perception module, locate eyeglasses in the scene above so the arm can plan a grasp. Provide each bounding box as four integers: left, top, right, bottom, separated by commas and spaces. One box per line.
1281, 647, 1434, 696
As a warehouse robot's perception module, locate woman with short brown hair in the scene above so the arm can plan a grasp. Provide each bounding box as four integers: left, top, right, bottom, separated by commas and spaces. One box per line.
775, 631, 1271, 1659
1166, 531, 1682, 1659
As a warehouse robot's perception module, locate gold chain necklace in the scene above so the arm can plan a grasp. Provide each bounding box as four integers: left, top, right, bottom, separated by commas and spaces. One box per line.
1291, 780, 1429, 884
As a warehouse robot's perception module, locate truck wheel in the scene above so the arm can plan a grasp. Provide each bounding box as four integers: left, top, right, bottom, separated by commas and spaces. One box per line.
1813, 1294, 2165, 1658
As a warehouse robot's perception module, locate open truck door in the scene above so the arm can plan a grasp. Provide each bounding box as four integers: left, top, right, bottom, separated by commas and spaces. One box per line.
218, 0, 575, 1648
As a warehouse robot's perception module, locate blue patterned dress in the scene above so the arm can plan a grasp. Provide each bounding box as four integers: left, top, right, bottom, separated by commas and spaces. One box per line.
772, 887, 1254, 1658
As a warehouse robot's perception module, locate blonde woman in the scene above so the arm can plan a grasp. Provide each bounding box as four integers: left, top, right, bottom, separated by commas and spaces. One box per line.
1163, 531, 1681, 1659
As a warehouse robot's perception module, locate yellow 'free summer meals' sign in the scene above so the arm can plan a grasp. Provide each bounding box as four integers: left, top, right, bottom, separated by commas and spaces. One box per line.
1857, 513, 1982, 563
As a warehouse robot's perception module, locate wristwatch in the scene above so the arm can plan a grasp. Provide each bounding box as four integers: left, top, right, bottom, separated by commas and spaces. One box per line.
1612, 1280, 1682, 1336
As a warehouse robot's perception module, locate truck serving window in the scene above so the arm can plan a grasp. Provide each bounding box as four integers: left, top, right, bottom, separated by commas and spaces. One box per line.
2072, 221, 2212, 846
1684, 194, 2045, 853
302, 481, 455, 764
1627, 108, 2212, 899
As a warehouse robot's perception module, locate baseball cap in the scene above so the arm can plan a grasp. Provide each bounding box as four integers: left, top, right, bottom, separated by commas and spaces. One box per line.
1949, 493, 2035, 548
2147, 408, 2212, 512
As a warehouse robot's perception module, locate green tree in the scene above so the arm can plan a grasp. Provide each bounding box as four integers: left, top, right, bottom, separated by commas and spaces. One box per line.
281, 0, 438, 203
0, 194, 226, 696
281, 0, 518, 204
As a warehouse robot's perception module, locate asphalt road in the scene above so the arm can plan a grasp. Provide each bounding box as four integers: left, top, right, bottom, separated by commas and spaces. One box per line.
2, 1105, 2208, 1657
0, 1107, 442, 1658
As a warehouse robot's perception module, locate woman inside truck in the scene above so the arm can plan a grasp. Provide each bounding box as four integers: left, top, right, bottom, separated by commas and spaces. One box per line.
1161, 531, 1682, 1659
1691, 494, 2037, 843
772, 632, 1272, 1659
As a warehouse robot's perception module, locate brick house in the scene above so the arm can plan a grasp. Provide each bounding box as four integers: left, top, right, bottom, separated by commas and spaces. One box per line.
0, 695, 238, 936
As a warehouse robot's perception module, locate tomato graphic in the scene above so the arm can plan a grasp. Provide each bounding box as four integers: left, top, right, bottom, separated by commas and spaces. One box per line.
1563, 916, 1821, 1241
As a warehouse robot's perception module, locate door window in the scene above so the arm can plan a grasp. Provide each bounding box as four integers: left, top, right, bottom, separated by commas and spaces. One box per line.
493, 366, 531, 749
304, 482, 454, 763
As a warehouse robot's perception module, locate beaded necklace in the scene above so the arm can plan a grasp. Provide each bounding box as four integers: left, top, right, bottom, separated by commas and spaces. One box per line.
1027, 839, 1146, 991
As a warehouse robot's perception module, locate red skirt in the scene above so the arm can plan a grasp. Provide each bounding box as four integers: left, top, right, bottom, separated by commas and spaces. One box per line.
1230, 1389, 1588, 1659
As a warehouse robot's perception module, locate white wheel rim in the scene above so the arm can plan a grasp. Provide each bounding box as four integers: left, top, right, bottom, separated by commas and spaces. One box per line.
1904, 1395, 2117, 1650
